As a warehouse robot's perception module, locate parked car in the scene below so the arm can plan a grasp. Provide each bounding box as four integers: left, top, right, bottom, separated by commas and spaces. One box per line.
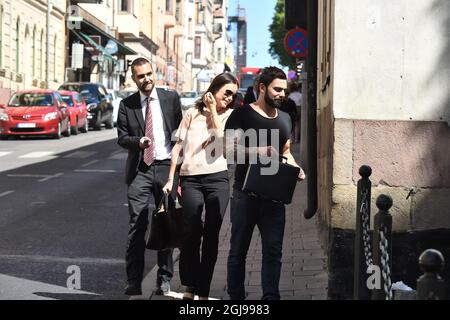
180, 91, 200, 112
0, 90, 71, 139
58, 82, 114, 130
59, 90, 89, 135
107, 89, 121, 126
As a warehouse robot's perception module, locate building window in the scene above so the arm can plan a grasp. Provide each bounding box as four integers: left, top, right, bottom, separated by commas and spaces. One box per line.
53, 35, 57, 81
166, 0, 173, 13
175, 0, 181, 23
119, 0, 130, 12
40, 30, 45, 80
0, 6, 3, 68
32, 27, 36, 78
16, 19, 20, 73
194, 36, 201, 59
188, 18, 192, 35
217, 47, 222, 61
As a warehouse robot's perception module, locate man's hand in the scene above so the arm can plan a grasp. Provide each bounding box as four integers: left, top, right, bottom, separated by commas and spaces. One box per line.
139, 137, 151, 149
297, 167, 306, 181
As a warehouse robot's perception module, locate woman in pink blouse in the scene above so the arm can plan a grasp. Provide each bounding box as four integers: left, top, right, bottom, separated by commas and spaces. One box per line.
163, 73, 238, 300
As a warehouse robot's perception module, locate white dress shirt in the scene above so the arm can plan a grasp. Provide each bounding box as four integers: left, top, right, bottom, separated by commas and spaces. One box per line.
139, 90, 172, 160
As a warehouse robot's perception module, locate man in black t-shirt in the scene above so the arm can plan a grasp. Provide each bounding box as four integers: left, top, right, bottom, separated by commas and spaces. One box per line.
224, 67, 306, 300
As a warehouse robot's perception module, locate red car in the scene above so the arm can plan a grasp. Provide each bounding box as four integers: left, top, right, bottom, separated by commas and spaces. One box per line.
59, 90, 89, 135
0, 90, 71, 139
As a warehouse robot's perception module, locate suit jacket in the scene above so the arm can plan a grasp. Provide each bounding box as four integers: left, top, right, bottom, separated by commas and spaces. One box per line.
117, 88, 182, 184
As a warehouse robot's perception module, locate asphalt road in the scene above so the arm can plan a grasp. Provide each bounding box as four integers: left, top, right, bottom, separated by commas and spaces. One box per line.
0, 129, 157, 300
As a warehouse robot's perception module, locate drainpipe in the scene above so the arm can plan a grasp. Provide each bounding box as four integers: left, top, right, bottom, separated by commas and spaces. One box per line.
46, 0, 53, 88
304, 0, 318, 219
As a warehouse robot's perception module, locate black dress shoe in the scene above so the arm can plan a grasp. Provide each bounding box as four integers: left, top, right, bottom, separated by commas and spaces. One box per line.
124, 283, 142, 296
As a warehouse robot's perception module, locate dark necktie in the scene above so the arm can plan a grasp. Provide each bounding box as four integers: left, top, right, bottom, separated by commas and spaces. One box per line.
143, 97, 154, 166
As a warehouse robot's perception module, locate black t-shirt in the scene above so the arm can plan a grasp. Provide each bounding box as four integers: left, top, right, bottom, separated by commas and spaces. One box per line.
224, 104, 292, 190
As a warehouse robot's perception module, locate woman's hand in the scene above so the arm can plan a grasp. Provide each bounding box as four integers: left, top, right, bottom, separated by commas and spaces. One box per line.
204, 92, 217, 114
162, 178, 174, 194
297, 167, 306, 181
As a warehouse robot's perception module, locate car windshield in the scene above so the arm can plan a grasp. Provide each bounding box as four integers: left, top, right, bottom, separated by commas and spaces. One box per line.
80, 90, 97, 102
59, 84, 100, 99
240, 74, 256, 90
61, 95, 75, 107
8, 93, 54, 107
180, 92, 197, 98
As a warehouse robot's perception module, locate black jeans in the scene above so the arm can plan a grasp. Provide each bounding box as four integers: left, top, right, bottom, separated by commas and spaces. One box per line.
179, 171, 230, 297
126, 161, 177, 287
227, 189, 285, 300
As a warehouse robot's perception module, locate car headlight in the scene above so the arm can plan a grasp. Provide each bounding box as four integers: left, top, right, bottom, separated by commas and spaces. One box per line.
87, 103, 98, 111
43, 112, 58, 121
0, 113, 9, 121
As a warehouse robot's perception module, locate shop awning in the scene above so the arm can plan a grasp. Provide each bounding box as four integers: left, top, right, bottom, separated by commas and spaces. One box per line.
68, 16, 137, 55
79, 31, 117, 61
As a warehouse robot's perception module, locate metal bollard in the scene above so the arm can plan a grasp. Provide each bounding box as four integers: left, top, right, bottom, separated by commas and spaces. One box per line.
371, 194, 393, 300
417, 249, 446, 300
354, 165, 372, 300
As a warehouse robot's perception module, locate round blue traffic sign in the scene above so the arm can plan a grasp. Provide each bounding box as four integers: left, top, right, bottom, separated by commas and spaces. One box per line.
284, 27, 308, 58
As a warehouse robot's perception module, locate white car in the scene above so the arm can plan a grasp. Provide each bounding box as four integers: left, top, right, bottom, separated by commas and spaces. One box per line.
180, 91, 200, 112
107, 89, 121, 125
109, 88, 138, 125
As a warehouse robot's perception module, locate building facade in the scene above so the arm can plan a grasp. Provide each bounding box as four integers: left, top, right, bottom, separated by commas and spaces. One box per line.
0, 0, 67, 103
314, 0, 450, 298
67, 0, 136, 90
0, 0, 234, 103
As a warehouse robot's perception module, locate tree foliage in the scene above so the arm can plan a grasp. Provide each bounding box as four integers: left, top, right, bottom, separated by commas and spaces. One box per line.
268, 0, 296, 69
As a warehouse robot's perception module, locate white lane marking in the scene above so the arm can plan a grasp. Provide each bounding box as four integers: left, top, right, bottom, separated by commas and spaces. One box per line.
38, 172, 64, 182
0, 152, 13, 158
0, 254, 124, 265
19, 152, 54, 159
74, 169, 118, 173
81, 160, 99, 168
6, 173, 63, 182
0, 191, 14, 198
7, 174, 49, 178
110, 150, 122, 156
0, 274, 100, 300
108, 153, 127, 160
64, 151, 97, 159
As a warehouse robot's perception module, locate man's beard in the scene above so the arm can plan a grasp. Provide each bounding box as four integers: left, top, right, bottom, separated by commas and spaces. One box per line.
140, 81, 154, 94
264, 91, 283, 109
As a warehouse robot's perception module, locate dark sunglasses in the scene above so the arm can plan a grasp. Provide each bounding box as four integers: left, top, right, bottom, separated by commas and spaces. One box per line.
223, 89, 237, 98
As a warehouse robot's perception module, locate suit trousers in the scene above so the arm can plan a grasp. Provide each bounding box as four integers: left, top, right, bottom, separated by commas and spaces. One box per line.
126, 160, 176, 286
179, 171, 230, 297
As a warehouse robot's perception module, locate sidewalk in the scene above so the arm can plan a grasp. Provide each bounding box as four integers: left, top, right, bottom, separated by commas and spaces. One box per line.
144, 143, 328, 300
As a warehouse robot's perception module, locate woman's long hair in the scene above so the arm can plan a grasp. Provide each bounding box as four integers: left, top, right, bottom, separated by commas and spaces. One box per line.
196, 72, 238, 113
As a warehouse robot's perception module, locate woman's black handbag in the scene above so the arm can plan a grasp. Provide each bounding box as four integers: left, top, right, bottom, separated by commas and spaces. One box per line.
146, 193, 184, 250
242, 156, 300, 204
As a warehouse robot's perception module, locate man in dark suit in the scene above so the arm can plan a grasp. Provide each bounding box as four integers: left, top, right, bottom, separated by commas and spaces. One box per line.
117, 57, 182, 296
243, 77, 259, 105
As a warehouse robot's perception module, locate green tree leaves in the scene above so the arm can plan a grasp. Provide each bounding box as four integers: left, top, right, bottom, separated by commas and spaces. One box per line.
268, 0, 296, 69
